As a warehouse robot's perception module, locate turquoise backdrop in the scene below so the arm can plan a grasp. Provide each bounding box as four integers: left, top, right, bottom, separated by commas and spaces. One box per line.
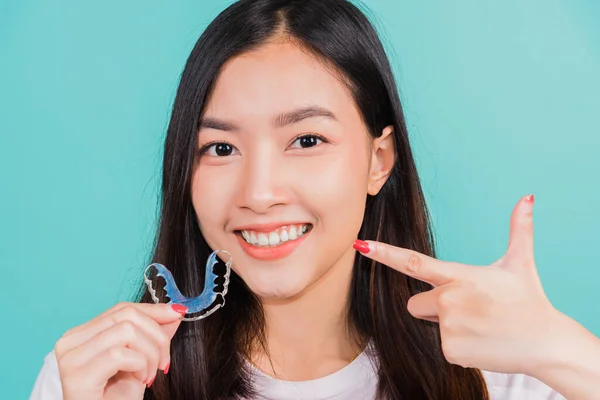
1, 0, 599, 398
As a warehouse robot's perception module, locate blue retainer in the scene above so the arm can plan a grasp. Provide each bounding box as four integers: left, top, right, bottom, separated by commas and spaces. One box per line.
143, 250, 232, 321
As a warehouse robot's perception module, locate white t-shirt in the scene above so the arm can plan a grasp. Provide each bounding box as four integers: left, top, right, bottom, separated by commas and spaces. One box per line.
30, 347, 566, 400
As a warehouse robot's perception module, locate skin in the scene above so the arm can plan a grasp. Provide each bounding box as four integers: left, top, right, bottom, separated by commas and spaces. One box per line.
54, 303, 185, 399
192, 37, 600, 396
52, 38, 600, 399
359, 195, 600, 399
51, 38, 396, 399
191, 38, 395, 380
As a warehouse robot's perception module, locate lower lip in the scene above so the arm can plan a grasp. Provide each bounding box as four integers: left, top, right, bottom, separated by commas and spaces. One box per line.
235, 231, 310, 261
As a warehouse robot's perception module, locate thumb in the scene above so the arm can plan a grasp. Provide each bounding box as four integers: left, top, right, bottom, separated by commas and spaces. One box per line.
504, 194, 536, 270
159, 304, 185, 339
162, 318, 183, 339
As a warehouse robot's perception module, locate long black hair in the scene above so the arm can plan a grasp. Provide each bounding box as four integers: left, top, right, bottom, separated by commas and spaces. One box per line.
138, 0, 490, 398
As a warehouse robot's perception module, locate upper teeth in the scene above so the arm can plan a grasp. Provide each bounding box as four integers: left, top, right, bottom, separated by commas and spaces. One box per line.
241, 224, 310, 247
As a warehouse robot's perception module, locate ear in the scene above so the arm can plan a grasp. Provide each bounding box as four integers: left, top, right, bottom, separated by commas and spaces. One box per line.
367, 125, 395, 196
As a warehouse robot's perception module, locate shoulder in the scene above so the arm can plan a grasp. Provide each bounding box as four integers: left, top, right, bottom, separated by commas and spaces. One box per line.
29, 350, 63, 400
481, 370, 566, 400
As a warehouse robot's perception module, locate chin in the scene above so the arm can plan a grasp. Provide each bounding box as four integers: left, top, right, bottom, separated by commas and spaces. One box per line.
237, 268, 313, 301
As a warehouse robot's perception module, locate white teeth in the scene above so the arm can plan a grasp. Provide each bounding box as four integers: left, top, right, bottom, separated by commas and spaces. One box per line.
280, 229, 289, 242
239, 224, 310, 247
257, 233, 269, 246
268, 231, 280, 245
288, 226, 297, 240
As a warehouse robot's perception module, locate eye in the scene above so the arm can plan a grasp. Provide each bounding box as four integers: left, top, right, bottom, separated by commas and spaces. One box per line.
289, 134, 327, 149
198, 142, 240, 157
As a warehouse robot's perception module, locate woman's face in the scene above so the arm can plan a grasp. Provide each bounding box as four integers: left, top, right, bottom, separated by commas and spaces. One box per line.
191, 40, 391, 300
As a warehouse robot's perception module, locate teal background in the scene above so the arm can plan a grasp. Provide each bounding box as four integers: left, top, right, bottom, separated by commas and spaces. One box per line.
1, 0, 599, 397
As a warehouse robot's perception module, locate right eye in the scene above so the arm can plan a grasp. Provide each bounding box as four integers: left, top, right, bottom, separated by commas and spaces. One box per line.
198, 142, 240, 157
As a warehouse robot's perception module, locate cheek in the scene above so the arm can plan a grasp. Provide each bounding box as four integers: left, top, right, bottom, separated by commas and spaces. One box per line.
190, 166, 235, 237
298, 146, 370, 235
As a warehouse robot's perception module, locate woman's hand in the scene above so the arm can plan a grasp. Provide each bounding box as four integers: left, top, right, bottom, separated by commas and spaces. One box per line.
354, 194, 570, 376
54, 302, 187, 400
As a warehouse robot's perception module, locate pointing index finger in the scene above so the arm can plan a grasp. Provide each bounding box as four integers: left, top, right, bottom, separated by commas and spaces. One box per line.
354, 240, 465, 287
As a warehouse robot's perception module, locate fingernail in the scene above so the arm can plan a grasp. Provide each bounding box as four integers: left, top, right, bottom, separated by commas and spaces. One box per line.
147, 376, 155, 388
171, 304, 188, 316
353, 240, 370, 254
525, 194, 534, 203
164, 362, 170, 374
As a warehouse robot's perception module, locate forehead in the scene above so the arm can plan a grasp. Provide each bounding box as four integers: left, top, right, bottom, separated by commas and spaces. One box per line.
203, 40, 358, 121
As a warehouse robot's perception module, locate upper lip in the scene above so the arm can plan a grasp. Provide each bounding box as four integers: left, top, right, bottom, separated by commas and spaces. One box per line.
233, 222, 312, 233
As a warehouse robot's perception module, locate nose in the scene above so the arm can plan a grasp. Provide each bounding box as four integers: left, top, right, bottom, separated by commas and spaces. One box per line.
235, 143, 289, 214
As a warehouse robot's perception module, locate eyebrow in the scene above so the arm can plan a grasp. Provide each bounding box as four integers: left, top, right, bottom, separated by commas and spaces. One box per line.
199, 106, 337, 132
274, 106, 337, 127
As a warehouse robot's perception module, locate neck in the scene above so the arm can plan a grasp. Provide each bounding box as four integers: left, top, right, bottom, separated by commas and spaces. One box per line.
250, 246, 361, 381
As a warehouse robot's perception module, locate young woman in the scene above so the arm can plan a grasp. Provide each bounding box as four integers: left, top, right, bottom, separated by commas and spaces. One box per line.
30, 0, 600, 399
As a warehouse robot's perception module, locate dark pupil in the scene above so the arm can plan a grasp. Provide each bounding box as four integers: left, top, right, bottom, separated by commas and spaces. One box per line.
215, 143, 232, 156
300, 136, 318, 148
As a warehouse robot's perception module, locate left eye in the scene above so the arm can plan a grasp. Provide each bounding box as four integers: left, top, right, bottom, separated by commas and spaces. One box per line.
289, 135, 324, 149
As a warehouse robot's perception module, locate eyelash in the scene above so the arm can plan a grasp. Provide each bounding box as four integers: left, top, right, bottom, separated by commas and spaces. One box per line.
290, 133, 329, 149
196, 133, 329, 157
196, 141, 239, 157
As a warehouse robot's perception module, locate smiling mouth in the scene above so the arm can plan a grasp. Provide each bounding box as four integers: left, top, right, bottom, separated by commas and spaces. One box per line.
235, 223, 313, 248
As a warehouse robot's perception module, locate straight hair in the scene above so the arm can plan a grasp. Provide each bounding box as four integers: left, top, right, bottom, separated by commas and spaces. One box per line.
139, 1, 490, 398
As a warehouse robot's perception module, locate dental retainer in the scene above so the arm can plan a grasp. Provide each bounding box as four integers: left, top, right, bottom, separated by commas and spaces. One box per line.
143, 250, 232, 321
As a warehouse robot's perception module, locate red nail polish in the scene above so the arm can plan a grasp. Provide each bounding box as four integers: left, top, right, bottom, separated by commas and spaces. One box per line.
147, 376, 155, 388
164, 362, 170, 374
525, 194, 534, 203
171, 304, 188, 316
353, 240, 370, 254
